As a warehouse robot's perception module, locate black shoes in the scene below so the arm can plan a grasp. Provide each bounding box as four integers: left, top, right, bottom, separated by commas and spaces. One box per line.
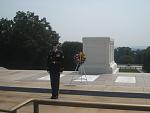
51, 96, 58, 99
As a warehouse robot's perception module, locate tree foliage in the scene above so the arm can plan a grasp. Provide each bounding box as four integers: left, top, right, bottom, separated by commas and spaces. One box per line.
143, 46, 150, 72
115, 47, 134, 64
61, 41, 83, 70
0, 11, 59, 69
114, 47, 144, 64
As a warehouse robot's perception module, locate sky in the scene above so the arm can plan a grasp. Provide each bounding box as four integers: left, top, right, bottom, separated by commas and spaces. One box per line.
0, 0, 150, 47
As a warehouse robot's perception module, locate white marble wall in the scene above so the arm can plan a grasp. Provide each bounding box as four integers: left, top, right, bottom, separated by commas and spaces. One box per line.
80, 37, 118, 74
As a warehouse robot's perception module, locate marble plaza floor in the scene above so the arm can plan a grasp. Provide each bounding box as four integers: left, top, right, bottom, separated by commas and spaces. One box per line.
1, 69, 150, 112
0, 69, 150, 93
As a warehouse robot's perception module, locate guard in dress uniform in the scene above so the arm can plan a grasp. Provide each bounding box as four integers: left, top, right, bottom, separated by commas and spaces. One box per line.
47, 40, 64, 99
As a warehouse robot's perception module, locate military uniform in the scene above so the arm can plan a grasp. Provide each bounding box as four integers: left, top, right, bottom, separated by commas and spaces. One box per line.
47, 48, 64, 99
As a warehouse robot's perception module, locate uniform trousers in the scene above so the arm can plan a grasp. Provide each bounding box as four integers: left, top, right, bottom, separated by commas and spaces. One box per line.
49, 63, 60, 97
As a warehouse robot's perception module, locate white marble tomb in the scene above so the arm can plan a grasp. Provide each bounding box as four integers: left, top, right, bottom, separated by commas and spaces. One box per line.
80, 37, 118, 74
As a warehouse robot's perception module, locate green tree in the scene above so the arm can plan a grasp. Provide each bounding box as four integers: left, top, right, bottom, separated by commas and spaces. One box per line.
0, 18, 13, 66
143, 47, 150, 72
115, 47, 145, 65
61, 41, 83, 70
114, 47, 134, 64
133, 49, 144, 64
0, 11, 59, 69
120, 55, 134, 64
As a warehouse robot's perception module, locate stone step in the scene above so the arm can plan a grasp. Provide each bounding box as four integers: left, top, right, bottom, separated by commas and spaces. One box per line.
0, 86, 150, 99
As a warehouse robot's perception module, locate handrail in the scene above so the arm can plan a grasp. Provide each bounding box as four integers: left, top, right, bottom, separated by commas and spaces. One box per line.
0, 99, 34, 113
33, 99, 150, 111
10, 99, 33, 112
1, 99, 150, 113
0, 108, 11, 112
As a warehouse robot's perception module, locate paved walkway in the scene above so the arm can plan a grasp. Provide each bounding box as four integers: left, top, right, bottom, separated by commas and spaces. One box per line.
0, 69, 150, 112
0, 70, 150, 93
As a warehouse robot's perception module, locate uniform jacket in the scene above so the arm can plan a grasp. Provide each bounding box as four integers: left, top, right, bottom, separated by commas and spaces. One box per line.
47, 49, 64, 72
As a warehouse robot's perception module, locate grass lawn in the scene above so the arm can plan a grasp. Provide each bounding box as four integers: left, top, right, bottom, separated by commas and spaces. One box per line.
119, 69, 139, 73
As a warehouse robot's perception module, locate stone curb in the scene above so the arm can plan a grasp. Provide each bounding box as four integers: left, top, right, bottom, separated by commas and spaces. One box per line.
0, 86, 150, 99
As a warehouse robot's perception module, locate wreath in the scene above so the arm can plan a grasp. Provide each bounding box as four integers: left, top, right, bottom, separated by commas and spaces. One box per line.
74, 52, 86, 64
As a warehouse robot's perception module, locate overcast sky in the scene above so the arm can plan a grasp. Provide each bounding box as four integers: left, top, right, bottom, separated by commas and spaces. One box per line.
0, 0, 150, 47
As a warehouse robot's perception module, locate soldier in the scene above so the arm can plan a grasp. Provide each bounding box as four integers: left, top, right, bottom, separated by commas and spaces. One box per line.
47, 40, 64, 99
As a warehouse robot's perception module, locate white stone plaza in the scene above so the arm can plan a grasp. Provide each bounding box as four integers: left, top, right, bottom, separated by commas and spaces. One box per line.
0, 69, 150, 113
0, 69, 150, 91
